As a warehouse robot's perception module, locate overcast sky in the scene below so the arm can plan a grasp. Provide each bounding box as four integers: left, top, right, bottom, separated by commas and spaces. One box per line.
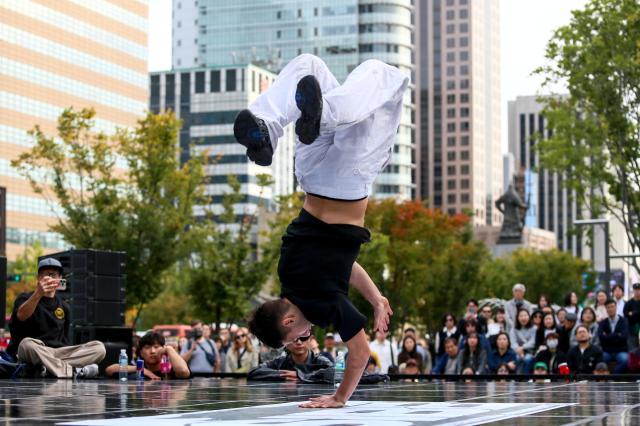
147, 0, 588, 151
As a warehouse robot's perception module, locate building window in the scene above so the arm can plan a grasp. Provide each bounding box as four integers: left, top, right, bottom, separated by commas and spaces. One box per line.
314, 27, 318, 36
460, 107, 470, 117
226, 69, 236, 91
460, 0, 468, 4
210, 70, 220, 92
446, 0, 455, 5
460, 9, 468, 19
447, 194, 456, 204
461, 121, 470, 131
446, 66, 455, 76
446, 24, 455, 34
460, 65, 469, 75
461, 150, 470, 160
461, 79, 470, 89
447, 94, 456, 104
446, 52, 455, 61
195, 71, 205, 93
298, 28, 303, 37
447, 151, 456, 161
446, 10, 455, 20
460, 23, 468, 33
460, 37, 469, 47
177, 39, 181, 47
461, 165, 470, 175
461, 179, 470, 189
448, 208, 456, 215
460, 51, 469, 61
447, 165, 456, 175
447, 108, 456, 118
298, 8, 302, 18
447, 137, 456, 146
461, 135, 470, 146
461, 93, 469, 103
461, 193, 470, 203
447, 122, 456, 132
314, 7, 318, 16
277, 11, 281, 19
446, 38, 455, 48
277, 30, 281, 38
447, 80, 456, 90
447, 180, 456, 190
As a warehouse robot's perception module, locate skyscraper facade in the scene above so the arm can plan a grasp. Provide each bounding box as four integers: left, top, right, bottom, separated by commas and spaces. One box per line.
0, 0, 149, 259
150, 64, 295, 225
172, 0, 416, 200
508, 95, 582, 255
419, 0, 502, 225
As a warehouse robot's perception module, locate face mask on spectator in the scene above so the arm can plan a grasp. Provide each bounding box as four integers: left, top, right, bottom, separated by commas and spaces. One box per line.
547, 339, 558, 350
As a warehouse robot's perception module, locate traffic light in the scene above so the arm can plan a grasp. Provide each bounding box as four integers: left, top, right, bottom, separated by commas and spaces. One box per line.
6, 274, 21, 282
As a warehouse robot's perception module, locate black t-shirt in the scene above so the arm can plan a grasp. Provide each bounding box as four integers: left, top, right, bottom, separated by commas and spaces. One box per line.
278, 209, 370, 342
7, 292, 70, 357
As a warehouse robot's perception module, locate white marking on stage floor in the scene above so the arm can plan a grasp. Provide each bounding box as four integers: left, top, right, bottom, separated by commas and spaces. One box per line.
60, 401, 572, 426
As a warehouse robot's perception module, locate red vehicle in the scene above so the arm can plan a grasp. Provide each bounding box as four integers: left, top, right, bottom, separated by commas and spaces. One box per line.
152, 325, 192, 346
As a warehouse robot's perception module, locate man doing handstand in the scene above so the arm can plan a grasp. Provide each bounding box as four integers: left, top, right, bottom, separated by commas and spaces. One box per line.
234, 54, 408, 408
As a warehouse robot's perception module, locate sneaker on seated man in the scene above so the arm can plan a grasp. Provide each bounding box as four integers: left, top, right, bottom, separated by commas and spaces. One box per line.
6, 258, 105, 378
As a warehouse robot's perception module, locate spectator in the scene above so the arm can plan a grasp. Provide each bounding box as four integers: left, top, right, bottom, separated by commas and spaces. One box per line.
398, 335, 424, 373
537, 294, 551, 311
541, 306, 555, 316
307, 335, 320, 355
535, 312, 559, 350
248, 336, 332, 382
570, 307, 599, 348
534, 332, 567, 374
488, 332, 517, 374
567, 325, 604, 374
458, 319, 491, 353
457, 299, 487, 336
531, 310, 543, 330
556, 308, 568, 327
623, 283, 640, 350
399, 358, 421, 378
593, 290, 609, 322
494, 308, 510, 334
218, 327, 231, 372
533, 361, 548, 376
496, 363, 511, 375
509, 308, 536, 373
366, 355, 380, 374
479, 304, 494, 330
456, 332, 488, 374
225, 327, 259, 373
558, 313, 578, 353
564, 291, 582, 318
106, 331, 190, 379
6, 258, 105, 378
505, 283, 533, 329
594, 362, 610, 375
597, 299, 629, 374
320, 333, 337, 362
369, 330, 396, 374
434, 314, 460, 359
181, 320, 220, 373
416, 337, 433, 374
488, 308, 510, 348
432, 337, 460, 375
613, 283, 626, 317
402, 327, 429, 366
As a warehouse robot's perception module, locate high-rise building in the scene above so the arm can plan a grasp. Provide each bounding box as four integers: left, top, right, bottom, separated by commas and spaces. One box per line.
419, 0, 502, 225
150, 64, 296, 225
172, 0, 417, 200
0, 0, 149, 259
508, 95, 582, 255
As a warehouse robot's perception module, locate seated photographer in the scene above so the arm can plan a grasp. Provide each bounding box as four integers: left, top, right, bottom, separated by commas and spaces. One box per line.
106, 331, 190, 379
180, 320, 220, 373
6, 259, 105, 378
248, 335, 333, 383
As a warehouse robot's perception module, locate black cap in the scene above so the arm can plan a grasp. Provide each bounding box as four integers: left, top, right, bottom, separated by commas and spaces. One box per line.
565, 313, 578, 322
633, 283, 640, 290
38, 258, 63, 274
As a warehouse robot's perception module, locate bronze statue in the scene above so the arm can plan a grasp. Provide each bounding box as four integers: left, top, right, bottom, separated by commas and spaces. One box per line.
495, 183, 528, 243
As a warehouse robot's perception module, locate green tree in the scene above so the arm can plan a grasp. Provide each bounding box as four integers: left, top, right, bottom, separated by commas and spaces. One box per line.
535, 0, 640, 274
479, 248, 593, 303
187, 174, 274, 329
11, 108, 206, 324
5, 242, 44, 316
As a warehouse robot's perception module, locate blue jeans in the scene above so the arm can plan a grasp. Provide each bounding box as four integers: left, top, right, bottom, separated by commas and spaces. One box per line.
603, 351, 628, 374
517, 354, 534, 374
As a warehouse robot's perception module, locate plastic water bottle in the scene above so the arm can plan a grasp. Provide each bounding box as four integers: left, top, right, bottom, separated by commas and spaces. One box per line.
118, 349, 128, 382
334, 351, 345, 387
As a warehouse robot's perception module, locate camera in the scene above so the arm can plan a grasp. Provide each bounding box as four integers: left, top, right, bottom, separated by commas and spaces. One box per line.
190, 328, 203, 339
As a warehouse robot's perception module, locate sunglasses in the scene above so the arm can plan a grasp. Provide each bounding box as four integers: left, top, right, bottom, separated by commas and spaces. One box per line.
294, 335, 311, 343
235, 334, 247, 339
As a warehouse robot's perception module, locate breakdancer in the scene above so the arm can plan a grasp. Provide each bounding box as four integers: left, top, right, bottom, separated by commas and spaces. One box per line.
235, 54, 408, 408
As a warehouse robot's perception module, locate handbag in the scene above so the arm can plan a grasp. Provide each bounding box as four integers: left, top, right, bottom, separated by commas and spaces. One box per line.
197, 340, 217, 366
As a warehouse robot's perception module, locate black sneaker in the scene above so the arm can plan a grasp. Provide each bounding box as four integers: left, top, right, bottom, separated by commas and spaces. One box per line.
233, 109, 274, 166
294, 75, 322, 145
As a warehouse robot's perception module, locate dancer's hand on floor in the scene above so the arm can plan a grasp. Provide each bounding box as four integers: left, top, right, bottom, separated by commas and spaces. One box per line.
299, 394, 345, 409
373, 296, 393, 333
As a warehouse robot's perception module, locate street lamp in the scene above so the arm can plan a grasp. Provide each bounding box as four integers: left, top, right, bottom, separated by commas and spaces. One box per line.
574, 218, 610, 293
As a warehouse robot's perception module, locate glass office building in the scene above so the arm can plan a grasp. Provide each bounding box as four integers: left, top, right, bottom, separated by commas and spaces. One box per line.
172, 0, 416, 200
0, 0, 148, 259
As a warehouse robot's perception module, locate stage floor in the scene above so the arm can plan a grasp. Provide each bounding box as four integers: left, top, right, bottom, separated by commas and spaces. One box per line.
0, 379, 639, 425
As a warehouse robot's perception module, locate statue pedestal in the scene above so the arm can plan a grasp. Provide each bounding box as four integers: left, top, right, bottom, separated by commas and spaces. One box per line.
492, 242, 523, 257
474, 226, 557, 257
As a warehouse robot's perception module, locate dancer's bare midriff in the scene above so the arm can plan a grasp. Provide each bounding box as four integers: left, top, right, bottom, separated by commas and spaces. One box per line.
304, 193, 368, 227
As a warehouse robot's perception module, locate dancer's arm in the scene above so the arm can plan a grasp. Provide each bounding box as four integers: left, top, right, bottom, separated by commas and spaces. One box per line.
350, 262, 393, 332
299, 329, 369, 408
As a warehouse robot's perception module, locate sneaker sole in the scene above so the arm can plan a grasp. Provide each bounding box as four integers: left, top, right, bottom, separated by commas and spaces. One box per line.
233, 110, 273, 166
295, 76, 322, 145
